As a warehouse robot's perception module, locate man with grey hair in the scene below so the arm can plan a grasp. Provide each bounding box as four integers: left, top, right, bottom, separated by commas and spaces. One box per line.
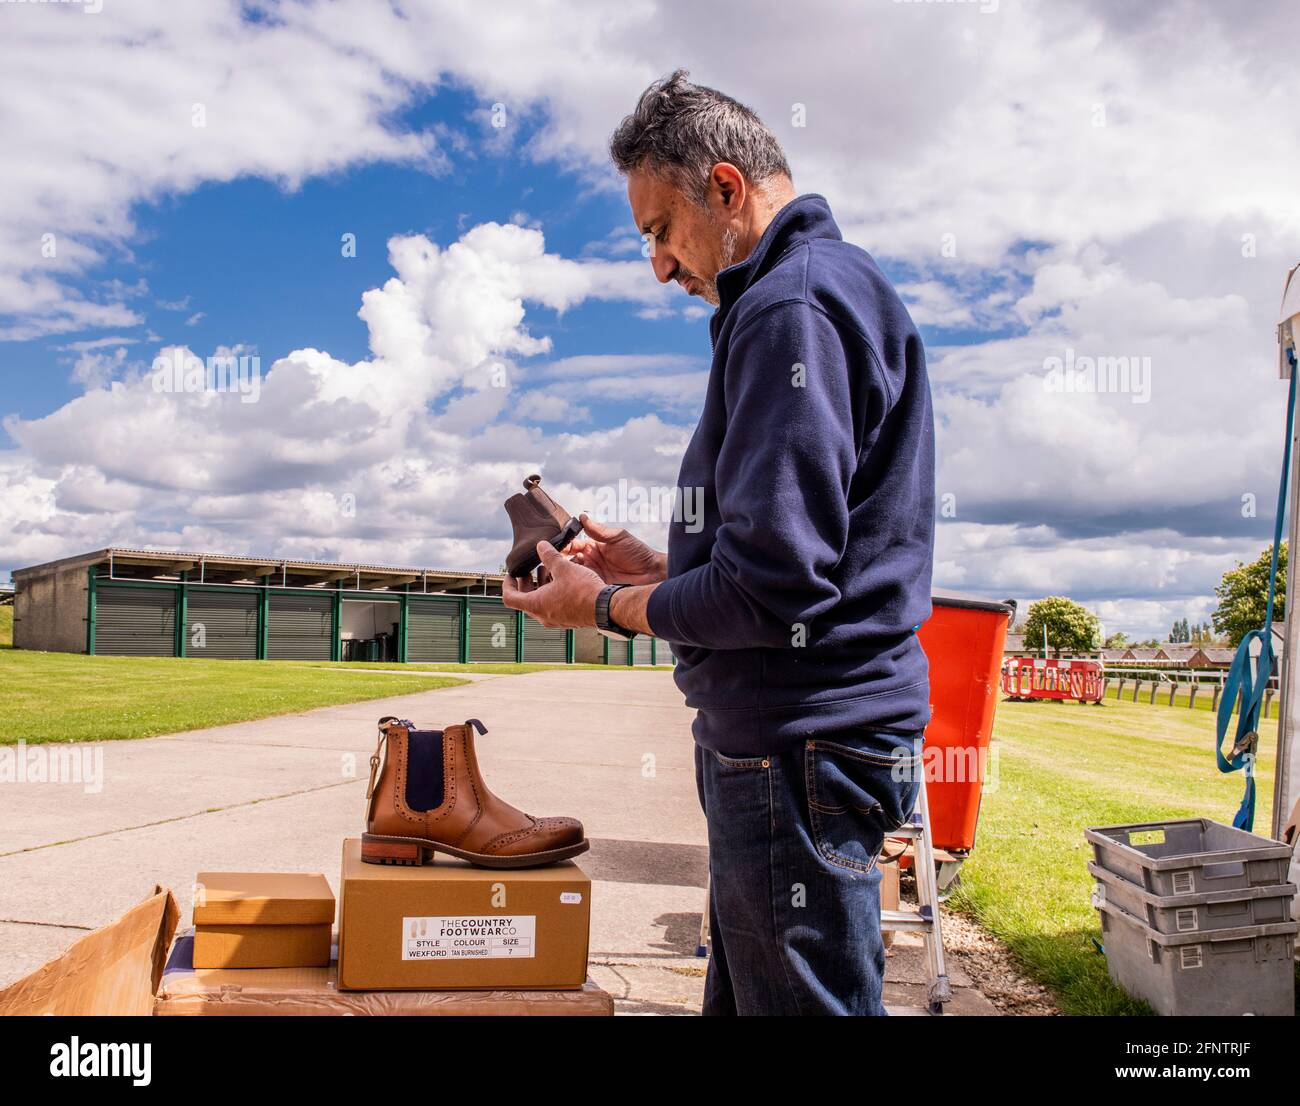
504, 70, 935, 1016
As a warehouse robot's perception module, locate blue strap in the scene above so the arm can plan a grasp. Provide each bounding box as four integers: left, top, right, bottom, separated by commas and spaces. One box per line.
1215, 352, 1297, 830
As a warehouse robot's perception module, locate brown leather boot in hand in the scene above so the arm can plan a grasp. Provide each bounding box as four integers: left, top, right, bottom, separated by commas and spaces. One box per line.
504, 474, 583, 578
362, 717, 589, 868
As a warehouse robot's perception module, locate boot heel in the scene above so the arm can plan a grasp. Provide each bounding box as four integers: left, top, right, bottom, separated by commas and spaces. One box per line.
361, 835, 430, 865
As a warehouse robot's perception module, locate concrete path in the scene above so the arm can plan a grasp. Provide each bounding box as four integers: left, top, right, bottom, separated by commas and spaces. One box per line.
0, 670, 998, 1015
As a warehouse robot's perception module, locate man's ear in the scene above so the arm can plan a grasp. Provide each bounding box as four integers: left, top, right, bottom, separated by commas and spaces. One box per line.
709, 163, 746, 211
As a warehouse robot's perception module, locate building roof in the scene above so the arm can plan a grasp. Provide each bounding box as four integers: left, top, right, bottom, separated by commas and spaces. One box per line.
1198, 647, 1237, 664
12, 547, 505, 593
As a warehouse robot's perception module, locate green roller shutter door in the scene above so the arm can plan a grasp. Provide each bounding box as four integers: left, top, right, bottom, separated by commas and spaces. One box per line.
186, 591, 258, 659
632, 635, 655, 665
604, 637, 631, 665
95, 586, 176, 656
655, 638, 676, 665
407, 599, 462, 662
523, 617, 567, 663
267, 593, 334, 660
468, 599, 516, 662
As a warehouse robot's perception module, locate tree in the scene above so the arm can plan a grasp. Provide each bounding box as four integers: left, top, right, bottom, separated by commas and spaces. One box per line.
1022, 597, 1101, 657
1104, 631, 1129, 649
1169, 617, 1191, 643
1212, 542, 1287, 647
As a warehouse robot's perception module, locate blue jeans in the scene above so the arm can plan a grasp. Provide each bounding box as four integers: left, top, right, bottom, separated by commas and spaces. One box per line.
694, 728, 923, 1016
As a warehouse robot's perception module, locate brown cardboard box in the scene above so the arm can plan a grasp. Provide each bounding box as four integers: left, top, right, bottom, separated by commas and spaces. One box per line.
193, 923, 332, 969
337, 837, 590, 991
193, 871, 335, 968
155, 933, 613, 1016
194, 871, 335, 925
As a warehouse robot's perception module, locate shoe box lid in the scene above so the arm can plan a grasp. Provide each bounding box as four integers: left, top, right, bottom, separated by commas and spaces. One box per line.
193, 872, 336, 927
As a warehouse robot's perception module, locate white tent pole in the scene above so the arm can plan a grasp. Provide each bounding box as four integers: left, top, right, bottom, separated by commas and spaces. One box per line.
1272, 265, 1300, 838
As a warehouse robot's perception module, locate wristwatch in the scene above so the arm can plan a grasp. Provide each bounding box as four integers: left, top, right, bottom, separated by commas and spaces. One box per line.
595, 584, 637, 641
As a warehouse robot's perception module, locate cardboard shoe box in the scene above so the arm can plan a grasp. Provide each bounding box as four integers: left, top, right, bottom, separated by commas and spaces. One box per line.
193, 871, 335, 969
337, 838, 591, 991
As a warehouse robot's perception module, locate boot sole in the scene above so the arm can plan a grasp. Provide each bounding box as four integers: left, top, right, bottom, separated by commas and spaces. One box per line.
506, 516, 583, 577
361, 832, 590, 869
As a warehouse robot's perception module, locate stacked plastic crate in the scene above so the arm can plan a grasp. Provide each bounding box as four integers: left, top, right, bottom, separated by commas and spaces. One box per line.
1085, 818, 1298, 1015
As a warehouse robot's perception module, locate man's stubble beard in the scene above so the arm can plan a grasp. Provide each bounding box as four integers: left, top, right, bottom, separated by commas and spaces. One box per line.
698, 226, 739, 307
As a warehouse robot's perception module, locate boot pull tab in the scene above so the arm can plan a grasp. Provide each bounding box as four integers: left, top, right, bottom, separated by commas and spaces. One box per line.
523, 474, 542, 490
368, 718, 412, 806
465, 718, 488, 735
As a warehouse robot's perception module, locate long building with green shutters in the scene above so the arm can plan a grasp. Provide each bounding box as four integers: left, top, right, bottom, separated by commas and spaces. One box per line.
11, 548, 674, 667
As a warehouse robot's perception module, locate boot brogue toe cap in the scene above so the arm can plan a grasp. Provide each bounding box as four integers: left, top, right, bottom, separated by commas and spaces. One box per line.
488, 815, 586, 857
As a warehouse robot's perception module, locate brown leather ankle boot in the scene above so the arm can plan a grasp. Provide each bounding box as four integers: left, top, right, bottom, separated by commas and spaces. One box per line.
362, 717, 589, 868
504, 474, 582, 578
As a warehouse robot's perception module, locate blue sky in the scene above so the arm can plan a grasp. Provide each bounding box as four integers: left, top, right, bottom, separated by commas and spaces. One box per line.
6, 89, 707, 426
2, 0, 1297, 640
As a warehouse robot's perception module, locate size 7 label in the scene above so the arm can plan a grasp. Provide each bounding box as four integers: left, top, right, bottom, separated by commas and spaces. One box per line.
402, 915, 536, 960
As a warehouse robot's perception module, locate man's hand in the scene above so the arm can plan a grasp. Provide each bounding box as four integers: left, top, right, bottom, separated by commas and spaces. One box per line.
567, 514, 667, 585
502, 541, 606, 628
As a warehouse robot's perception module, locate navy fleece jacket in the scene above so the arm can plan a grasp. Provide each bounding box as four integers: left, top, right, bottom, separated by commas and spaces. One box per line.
646, 194, 935, 755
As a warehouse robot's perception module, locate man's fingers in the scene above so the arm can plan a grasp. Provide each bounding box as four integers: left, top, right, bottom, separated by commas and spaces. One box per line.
536, 540, 562, 569
578, 513, 622, 542
501, 576, 540, 613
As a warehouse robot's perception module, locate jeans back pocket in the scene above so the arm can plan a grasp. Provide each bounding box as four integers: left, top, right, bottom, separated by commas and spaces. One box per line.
805, 736, 922, 873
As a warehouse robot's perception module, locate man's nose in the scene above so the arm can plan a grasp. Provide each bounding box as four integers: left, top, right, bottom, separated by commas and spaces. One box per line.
651, 249, 677, 284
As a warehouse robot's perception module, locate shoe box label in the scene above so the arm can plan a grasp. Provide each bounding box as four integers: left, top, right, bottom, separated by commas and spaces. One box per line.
401, 915, 536, 960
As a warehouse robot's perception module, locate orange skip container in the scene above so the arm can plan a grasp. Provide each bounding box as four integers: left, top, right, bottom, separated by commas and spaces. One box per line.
914, 591, 1015, 854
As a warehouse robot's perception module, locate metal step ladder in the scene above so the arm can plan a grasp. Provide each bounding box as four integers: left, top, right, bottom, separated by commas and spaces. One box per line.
880, 773, 952, 1014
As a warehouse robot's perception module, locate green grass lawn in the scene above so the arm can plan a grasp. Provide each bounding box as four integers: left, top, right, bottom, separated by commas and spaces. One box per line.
1101, 675, 1246, 714
0, 649, 673, 744
952, 696, 1286, 1015
0, 650, 469, 744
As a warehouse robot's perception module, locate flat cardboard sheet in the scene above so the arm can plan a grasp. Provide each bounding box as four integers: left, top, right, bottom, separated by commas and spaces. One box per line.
156, 932, 613, 1016
0, 886, 178, 1016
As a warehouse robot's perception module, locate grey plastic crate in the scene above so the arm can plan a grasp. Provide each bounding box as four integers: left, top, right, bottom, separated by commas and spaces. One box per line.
1085, 818, 1293, 896
1096, 898, 1296, 1016
1089, 861, 1296, 935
